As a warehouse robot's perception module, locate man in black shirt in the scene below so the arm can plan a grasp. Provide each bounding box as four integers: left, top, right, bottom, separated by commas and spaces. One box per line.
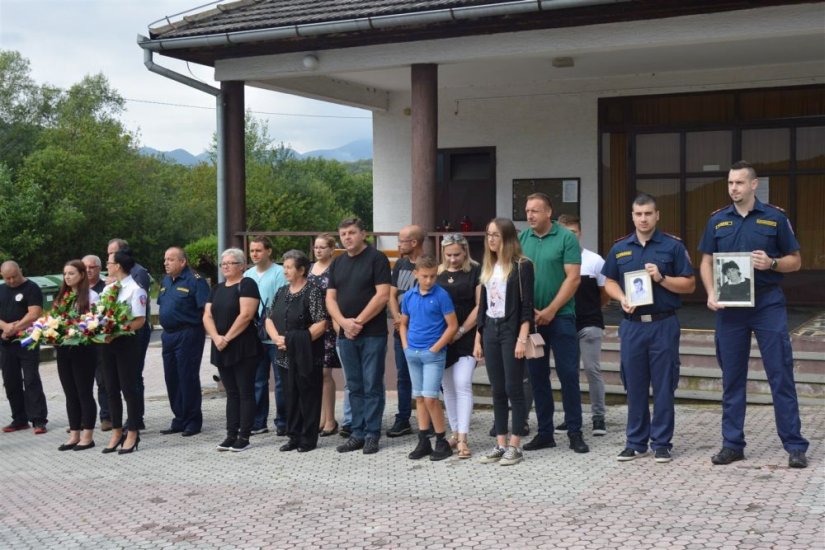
327, 218, 391, 455
0, 261, 48, 433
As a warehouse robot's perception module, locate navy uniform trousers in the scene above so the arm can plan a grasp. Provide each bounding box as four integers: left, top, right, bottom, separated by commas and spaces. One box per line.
619, 314, 680, 452
161, 325, 205, 433
715, 286, 808, 452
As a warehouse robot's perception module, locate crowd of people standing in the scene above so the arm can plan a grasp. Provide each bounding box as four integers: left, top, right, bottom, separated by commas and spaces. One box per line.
0, 161, 809, 468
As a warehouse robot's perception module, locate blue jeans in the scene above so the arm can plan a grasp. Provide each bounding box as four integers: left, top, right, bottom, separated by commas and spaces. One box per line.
526, 315, 582, 436
393, 334, 412, 420
336, 343, 352, 427
404, 348, 446, 399
337, 335, 387, 440
253, 344, 285, 431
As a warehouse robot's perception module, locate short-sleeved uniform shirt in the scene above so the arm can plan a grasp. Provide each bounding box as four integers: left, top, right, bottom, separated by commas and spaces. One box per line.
0, 279, 42, 345
103, 275, 147, 318
698, 199, 800, 289
519, 222, 581, 317
602, 229, 693, 315
130, 263, 152, 318
576, 248, 606, 331
158, 266, 210, 330
401, 284, 455, 350
207, 278, 261, 367
328, 245, 391, 338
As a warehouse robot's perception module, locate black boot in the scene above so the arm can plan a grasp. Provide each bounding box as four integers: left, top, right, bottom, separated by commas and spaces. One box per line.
430, 432, 453, 461
408, 430, 433, 460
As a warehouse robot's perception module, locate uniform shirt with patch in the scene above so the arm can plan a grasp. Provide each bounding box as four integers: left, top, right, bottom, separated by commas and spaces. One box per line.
104, 275, 147, 318
158, 266, 210, 330
699, 199, 799, 288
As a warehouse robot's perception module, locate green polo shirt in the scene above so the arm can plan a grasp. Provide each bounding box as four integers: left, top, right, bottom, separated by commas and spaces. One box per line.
519, 222, 581, 317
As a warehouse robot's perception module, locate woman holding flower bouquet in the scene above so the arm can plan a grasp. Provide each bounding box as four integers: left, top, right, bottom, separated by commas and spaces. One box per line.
100, 251, 147, 455
55, 260, 100, 451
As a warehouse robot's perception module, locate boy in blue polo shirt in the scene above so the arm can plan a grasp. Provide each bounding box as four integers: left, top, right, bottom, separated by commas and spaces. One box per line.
399, 255, 458, 461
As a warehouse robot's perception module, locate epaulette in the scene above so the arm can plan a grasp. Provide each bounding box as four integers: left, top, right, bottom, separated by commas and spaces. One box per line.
764, 203, 786, 213
709, 204, 728, 216
613, 232, 633, 243
194, 273, 202, 279
663, 232, 683, 241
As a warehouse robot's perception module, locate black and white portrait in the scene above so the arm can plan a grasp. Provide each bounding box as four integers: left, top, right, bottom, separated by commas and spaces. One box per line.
713, 252, 754, 307
624, 270, 653, 307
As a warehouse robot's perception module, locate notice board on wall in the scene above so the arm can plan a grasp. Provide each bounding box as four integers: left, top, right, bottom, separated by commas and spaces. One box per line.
512, 178, 580, 221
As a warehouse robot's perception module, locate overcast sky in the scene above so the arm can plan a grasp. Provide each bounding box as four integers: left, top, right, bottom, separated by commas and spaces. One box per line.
0, 0, 373, 154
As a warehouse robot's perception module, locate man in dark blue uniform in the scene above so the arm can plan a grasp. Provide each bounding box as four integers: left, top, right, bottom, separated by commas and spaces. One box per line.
699, 160, 808, 469
157, 247, 210, 436
602, 193, 695, 464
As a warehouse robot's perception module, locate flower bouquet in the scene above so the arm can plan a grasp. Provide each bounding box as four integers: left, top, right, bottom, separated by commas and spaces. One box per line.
18, 313, 66, 350
87, 281, 136, 343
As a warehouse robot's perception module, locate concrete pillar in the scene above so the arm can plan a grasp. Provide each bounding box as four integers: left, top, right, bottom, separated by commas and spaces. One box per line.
222, 81, 246, 250
410, 64, 438, 241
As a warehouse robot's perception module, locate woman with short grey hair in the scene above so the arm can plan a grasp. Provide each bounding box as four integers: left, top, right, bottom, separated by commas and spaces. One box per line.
203, 248, 262, 452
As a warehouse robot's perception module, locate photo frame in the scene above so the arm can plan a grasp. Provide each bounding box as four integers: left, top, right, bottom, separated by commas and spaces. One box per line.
713, 252, 755, 307
624, 270, 653, 307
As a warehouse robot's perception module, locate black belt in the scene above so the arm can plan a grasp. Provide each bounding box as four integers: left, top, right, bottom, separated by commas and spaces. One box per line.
624, 310, 676, 323
163, 324, 201, 333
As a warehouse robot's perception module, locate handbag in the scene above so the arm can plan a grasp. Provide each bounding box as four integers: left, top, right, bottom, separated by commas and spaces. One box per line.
256, 297, 269, 342
517, 259, 545, 359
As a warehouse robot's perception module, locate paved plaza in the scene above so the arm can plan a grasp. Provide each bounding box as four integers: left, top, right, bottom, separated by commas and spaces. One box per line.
0, 336, 823, 549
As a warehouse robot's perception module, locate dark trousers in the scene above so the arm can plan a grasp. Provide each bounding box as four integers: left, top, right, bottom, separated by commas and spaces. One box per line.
392, 334, 412, 421
526, 315, 582, 435
482, 318, 527, 437
280, 365, 323, 449
130, 323, 152, 429
1, 344, 48, 426
94, 348, 110, 421
101, 335, 141, 430
217, 355, 257, 439
161, 326, 205, 433
253, 344, 286, 430
56, 346, 97, 430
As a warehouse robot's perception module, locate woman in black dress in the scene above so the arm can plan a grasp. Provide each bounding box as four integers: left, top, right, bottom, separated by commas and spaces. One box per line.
266, 250, 328, 452
436, 234, 481, 459
203, 248, 261, 453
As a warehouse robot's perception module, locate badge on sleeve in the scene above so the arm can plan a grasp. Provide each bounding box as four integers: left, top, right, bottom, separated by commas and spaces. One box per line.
140, 295, 147, 306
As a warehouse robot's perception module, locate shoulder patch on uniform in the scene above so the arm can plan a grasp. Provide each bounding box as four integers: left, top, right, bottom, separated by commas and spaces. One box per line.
615, 250, 632, 259
194, 273, 201, 279
613, 232, 633, 243
715, 220, 734, 230
765, 203, 786, 213
663, 232, 683, 241
710, 204, 729, 216
756, 219, 777, 227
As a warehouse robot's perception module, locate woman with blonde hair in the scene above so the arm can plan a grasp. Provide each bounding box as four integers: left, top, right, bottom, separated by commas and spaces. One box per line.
473, 218, 534, 466
436, 234, 480, 458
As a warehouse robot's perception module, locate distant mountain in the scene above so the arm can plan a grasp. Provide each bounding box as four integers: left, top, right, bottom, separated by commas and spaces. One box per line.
299, 139, 373, 162
139, 139, 373, 166
140, 147, 210, 166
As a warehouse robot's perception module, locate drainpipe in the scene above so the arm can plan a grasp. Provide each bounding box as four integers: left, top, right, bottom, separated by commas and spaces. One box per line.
139, 44, 226, 281
139, 0, 630, 52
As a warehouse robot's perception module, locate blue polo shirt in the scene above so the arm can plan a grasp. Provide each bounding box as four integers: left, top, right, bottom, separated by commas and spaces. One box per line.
157, 266, 210, 330
401, 284, 455, 350
698, 199, 799, 288
602, 229, 693, 314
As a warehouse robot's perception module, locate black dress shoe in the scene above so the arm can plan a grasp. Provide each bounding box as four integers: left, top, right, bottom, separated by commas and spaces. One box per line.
711, 447, 745, 465
58, 442, 78, 451
788, 450, 808, 469
297, 445, 316, 453
568, 432, 590, 454
275, 427, 288, 437
160, 428, 183, 435
73, 441, 96, 451
523, 434, 557, 451
280, 440, 299, 452
320, 421, 339, 437
181, 431, 200, 437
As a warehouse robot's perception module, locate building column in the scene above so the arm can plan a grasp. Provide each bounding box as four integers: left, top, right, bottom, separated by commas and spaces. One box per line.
222, 81, 246, 250
410, 64, 438, 240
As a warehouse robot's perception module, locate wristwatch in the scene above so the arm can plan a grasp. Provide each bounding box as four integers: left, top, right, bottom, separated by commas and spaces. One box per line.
770, 258, 779, 271
457, 326, 466, 337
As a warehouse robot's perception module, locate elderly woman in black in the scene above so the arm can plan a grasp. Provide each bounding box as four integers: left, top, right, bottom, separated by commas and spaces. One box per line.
203, 248, 261, 453
265, 250, 328, 453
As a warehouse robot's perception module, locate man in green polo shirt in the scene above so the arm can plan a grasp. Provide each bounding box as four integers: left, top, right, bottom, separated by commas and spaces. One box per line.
518, 193, 589, 454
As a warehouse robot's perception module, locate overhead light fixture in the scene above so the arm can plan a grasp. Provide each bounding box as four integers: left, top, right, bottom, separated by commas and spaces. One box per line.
552, 57, 574, 68
303, 54, 319, 70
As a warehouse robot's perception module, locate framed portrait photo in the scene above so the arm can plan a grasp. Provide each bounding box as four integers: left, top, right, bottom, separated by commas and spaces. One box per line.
624, 270, 653, 307
713, 252, 755, 307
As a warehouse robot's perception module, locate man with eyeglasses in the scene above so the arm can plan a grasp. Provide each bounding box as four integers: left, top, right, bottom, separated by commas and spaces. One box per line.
243, 236, 287, 436
519, 193, 589, 454
83, 255, 111, 431
386, 225, 425, 438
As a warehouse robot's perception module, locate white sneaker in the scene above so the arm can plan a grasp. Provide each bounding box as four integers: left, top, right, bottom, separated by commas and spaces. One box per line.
499, 446, 524, 466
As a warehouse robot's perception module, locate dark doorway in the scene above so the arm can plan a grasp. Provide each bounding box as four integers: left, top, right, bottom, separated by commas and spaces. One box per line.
436, 147, 496, 261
